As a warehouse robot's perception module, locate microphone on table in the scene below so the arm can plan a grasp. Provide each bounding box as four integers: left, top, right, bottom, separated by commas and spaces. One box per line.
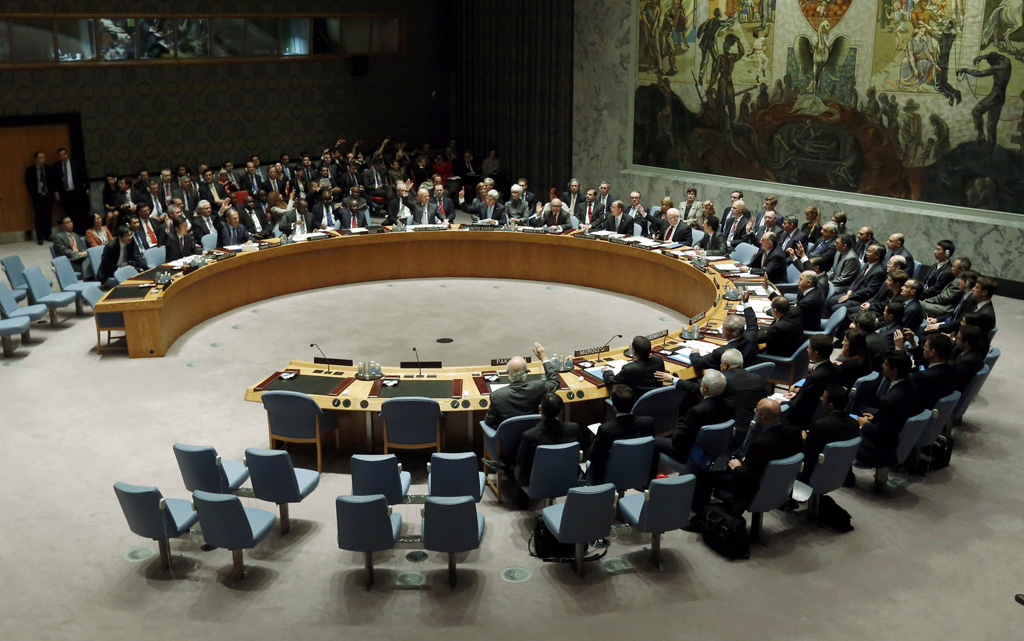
413, 346, 423, 377
601, 334, 622, 356
310, 343, 331, 373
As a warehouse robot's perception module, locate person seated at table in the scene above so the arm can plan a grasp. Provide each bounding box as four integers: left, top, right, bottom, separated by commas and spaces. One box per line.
277, 199, 317, 237
695, 215, 728, 254
218, 209, 252, 246
532, 197, 570, 229
339, 196, 372, 229
690, 305, 759, 371
164, 216, 200, 261
757, 295, 805, 357
483, 342, 559, 432
654, 369, 732, 466
602, 335, 665, 399
97, 225, 146, 286
833, 328, 873, 389
587, 385, 655, 485
514, 393, 589, 504
738, 231, 787, 284
656, 207, 693, 245
855, 349, 924, 468
780, 334, 837, 428
800, 385, 859, 482
472, 189, 507, 225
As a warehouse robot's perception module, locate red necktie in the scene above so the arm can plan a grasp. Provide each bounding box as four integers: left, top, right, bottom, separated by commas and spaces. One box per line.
145, 221, 157, 245
69, 234, 78, 251
587, 204, 592, 224
439, 201, 445, 217
352, 212, 357, 229
666, 225, 675, 241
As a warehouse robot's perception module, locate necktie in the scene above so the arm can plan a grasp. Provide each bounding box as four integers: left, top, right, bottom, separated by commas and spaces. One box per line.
135, 235, 145, 253
63, 162, 70, 190
374, 170, 381, 188
487, 205, 493, 220
666, 225, 675, 241
69, 233, 78, 252
180, 237, 185, 254
352, 210, 358, 229
587, 204, 592, 224
164, 184, 171, 201
252, 175, 259, 191
325, 207, 333, 228
438, 200, 445, 218
730, 218, 740, 240
145, 221, 157, 245
38, 167, 46, 195
154, 197, 162, 215
230, 226, 236, 244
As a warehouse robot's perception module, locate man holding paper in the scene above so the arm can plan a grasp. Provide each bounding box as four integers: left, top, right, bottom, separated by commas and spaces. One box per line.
602, 336, 665, 398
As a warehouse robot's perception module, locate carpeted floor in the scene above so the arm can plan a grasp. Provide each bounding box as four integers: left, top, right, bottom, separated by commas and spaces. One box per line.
1, 237, 1022, 640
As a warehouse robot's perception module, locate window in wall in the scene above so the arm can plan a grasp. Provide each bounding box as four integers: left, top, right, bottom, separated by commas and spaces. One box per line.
341, 18, 371, 54
280, 18, 309, 56
211, 18, 244, 57
176, 18, 209, 58
312, 18, 342, 54
56, 18, 95, 62
10, 18, 56, 63
97, 18, 135, 60
246, 18, 279, 56
372, 17, 400, 54
0, 21, 10, 62
139, 19, 175, 59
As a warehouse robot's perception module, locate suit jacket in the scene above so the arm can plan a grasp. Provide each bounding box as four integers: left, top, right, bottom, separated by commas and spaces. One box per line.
605, 213, 635, 234
669, 395, 734, 461
190, 215, 220, 245
277, 210, 317, 236
362, 167, 387, 191
218, 222, 250, 246
587, 414, 655, 484
905, 359, 956, 409
172, 186, 201, 214
974, 300, 996, 329
164, 232, 200, 261
845, 261, 886, 302
560, 192, 584, 215
383, 194, 415, 226
951, 348, 985, 393
472, 201, 507, 224
828, 250, 861, 291
778, 227, 806, 255
902, 298, 924, 333
722, 368, 767, 428
532, 208, 571, 228
25, 164, 51, 200
311, 201, 340, 229
431, 195, 456, 223
921, 262, 954, 299
241, 172, 264, 193
98, 239, 145, 281
484, 361, 560, 428
697, 231, 729, 254
339, 208, 372, 229
631, 208, 661, 237
691, 306, 760, 371
721, 210, 752, 249
337, 171, 362, 194
883, 246, 915, 273
49, 159, 88, 194
786, 361, 837, 428
410, 202, 443, 225
198, 182, 227, 204
602, 356, 666, 398
861, 379, 924, 451
808, 236, 837, 265
238, 207, 272, 236
657, 220, 693, 244
575, 201, 606, 228
801, 411, 860, 480
260, 178, 290, 196
728, 423, 804, 498
52, 230, 85, 260
835, 356, 872, 390
749, 246, 788, 284
936, 293, 974, 333
758, 308, 805, 357
796, 287, 825, 329
516, 419, 588, 485
745, 213, 781, 245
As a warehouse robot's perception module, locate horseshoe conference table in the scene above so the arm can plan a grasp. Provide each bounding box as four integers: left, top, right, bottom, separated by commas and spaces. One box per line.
95, 229, 761, 449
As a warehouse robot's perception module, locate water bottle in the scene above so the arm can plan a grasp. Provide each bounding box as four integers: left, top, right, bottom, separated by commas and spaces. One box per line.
358, 361, 365, 378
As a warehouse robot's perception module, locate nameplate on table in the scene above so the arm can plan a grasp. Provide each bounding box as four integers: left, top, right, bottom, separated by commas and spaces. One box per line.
366, 225, 387, 234
643, 329, 669, 341
490, 356, 532, 366
519, 226, 547, 234
574, 345, 610, 357
690, 311, 707, 323
609, 237, 630, 245
467, 224, 500, 231
314, 356, 354, 367
715, 293, 721, 306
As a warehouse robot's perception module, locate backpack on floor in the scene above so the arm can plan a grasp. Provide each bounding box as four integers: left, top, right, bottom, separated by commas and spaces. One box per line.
529, 516, 577, 560
816, 495, 854, 532
695, 505, 750, 560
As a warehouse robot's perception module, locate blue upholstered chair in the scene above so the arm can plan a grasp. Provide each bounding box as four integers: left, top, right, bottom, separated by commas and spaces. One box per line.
747, 452, 804, 542
845, 371, 879, 414
336, 494, 402, 590
791, 437, 861, 521
542, 483, 617, 577
691, 229, 705, 246
659, 419, 735, 476
522, 441, 582, 504
114, 482, 199, 571
22, 266, 76, 326
113, 265, 138, 284
421, 496, 485, 587
244, 448, 320, 534
617, 474, 696, 566
1, 255, 32, 301
862, 409, 933, 494
729, 243, 758, 265
51, 256, 91, 315
191, 490, 276, 581
351, 454, 411, 505
746, 362, 774, 388
201, 232, 219, 251
592, 436, 654, 493
144, 246, 167, 269
261, 390, 340, 473
952, 364, 991, 426
631, 386, 686, 435
757, 338, 810, 387
173, 444, 250, 494
916, 391, 961, 458
86, 246, 104, 281
428, 452, 486, 502
0, 316, 30, 358
481, 413, 540, 503
814, 307, 847, 337
379, 396, 444, 453
984, 347, 1000, 372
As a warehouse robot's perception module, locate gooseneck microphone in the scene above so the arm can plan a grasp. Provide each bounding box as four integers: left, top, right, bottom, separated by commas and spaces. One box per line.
310, 343, 331, 373
413, 346, 422, 377
601, 334, 622, 355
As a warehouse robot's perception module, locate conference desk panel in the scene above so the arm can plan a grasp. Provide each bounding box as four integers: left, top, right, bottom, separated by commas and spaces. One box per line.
95, 231, 722, 358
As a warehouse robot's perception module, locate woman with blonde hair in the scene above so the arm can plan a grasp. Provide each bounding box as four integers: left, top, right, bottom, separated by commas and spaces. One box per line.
801, 205, 822, 244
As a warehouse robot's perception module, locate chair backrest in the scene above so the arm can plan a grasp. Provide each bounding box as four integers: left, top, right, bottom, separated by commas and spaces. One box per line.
113, 482, 178, 540
807, 437, 862, 496
113, 265, 138, 284
984, 347, 1000, 371
895, 409, 934, 463
201, 232, 219, 251
0, 256, 28, 290
261, 390, 322, 439
729, 243, 757, 264
556, 484, 617, 543
422, 496, 482, 554
173, 444, 233, 493
692, 419, 735, 458
635, 474, 696, 533
569, 214, 579, 230
821, 307, 848, 335
191, 490, 256, 549
632, 222, 642, 237
351, 454, 406, 504
379, 397, 442, 445
911, 260, 922, 278
82, 284, 104, 307
22, 266, 53, 302
244, 448, 301, 504
691, 229, 705, 245
603, 436, 655, 492
429, 452, 482, 501
919, 390, 961, 447
826, 281, 836, 300
845, 371, 879, 413
51, 256, 80, 291
631, 386, 685, 433
336, 495, 399, 552
525, 441, 581, 499
0, 283, 21, 317
746, 362, 774, 387
49, 244, 57, 259
144, 246, 166, 269
988, 326, 998, 345
952, 364, 990, 422
495, 414, 541, 457
86, 245, 104, 276
785, 262, 801, 284
748, 453, 804, 513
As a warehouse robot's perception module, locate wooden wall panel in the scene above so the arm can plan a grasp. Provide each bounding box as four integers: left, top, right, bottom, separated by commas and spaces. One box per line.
0, 124, 70, 234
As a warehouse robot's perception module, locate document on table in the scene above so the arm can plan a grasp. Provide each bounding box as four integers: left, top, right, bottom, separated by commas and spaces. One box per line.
589, 230, 615, 236
291, 232, 324, 241
713, 262, 741, 272
584, 359, 629, 378
679, 340, 720, 354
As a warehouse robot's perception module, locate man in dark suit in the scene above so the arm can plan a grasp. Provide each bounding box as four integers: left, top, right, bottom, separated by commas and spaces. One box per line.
969, 275, 997, 329
758, 296, 804, 357
587, 385, 656, 485
575, 188, 606, 230
856, 350, 925, 467
198, 169, 228, 209
337, 163, 363, 195
792, 222, 838, 267
52, 215, 91, 277
516, 393, 589, 489
883, 233, 914, 274
130, 206, 165, 251
602, 336, 666, 398
454, 151, 480, 185
720, 198, 752, 250
560, 179, 583, 216
626, 192, 657, 236
362, 159, 388, 203
896, 331, 956, 409
431, 183, 456, 224
595, 181, 615, 212
795, 271, 826, 329
339, 197, 372, 230
164, 216, 201, 261
800, 385, 860, 481
921, 240, 955, 299
656, 208, 693, 244
853, 226, 876, 260
238, 195, 272, 238
240, 162, 264, 193
950, 324, 986, 392
777, 216, 806, 255
696, 215, 729, 254
260, 166, 290, 196
899, 279, 925, 333
654, 369, 733, 465
604, 200, 635, 234
825, 234, 861, 294
277, 200, 318, 237
190, 200, 226, 246
218, 210, 251, 246
740, 232, 787, 284
695, 399, 803, 515
928, 270, 977, 334
172, 176, 201, 215
782, 334, 837, 428
691, 305, 760, 370
25, 151, 54, 244
97, 225, 146, 284
922, 256, 969, 317
743, 207, 781, 246
410, 188, 444, 225
309, 190, 339, 230
532, 198, 571, 228
471, 189, 507, 225
830, 243, 887, 316
50, 147, 90, 234
382, 182, 415, 227
483, 343, 560, 430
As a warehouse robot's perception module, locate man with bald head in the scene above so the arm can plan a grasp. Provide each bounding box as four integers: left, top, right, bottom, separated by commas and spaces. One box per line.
656, 207, 693, 244
483, 342, 560, 440
533, 197, 571, 229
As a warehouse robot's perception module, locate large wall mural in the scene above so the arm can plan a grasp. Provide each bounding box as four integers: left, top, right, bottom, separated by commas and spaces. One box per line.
633, 0, 1024, 214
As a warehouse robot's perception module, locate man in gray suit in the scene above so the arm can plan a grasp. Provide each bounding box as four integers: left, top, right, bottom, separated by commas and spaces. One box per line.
52, 215, 91, 278
483, 342, 560, 432
410, 188, 443, 225
827, 233, 861, 294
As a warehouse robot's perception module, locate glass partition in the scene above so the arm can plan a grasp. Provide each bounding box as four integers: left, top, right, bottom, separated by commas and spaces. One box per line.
10, 18, 56, 63
56, 18, 95, 62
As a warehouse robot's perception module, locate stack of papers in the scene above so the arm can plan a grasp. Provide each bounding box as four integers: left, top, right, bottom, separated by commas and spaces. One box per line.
714, 262, 740, 272
748, 285, 771, 296
589, 230, 615, 237
584, 359, 628, 378
679, 340, 720, 354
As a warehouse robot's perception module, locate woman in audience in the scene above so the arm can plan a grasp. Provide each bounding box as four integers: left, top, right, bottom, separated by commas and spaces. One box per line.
482, 149, 501, 177
410, 155, 431, 187
85, 211, 113, 247
832, 211, 848, 235
506, 184, 529, 223
267, 190, 296, 228
653, 196, 674, 219
387, 159, 406, 186
834, 329, 873, 388
688, 199, 714, 229
432, 153, 454, 182
802, 205, 823, 244
101, 174, 123, 229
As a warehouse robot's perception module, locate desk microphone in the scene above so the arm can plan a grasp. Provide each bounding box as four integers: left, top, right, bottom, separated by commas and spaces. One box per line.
413, 346, 423, 377
310, 343, 331, 373
601, 334, 622, 355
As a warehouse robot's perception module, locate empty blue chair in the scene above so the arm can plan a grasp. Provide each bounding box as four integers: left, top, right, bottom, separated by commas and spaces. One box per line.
351, 454, 411, 505
191, 490, 275, 581
262, 390, 340, 473
481, 413, 540, 503
952, 364, 991, 426
336, 494, 402, 590
984, 347, 1000, 372
988, 326, 998, 344
632, 222, 642, 237
913, 391, 961, 473
421, 496, 485, 587
911, 259, 923, 278
845, 371, 879, 414
144, 246, 167, 269
791, 438, 861, 521
864, 409, 933, 494
428, 452, 486, 502
618, 474, 696, 566
593, 436, 655, 493
747, 453, 804, 542
86, 245, 104, 279
201, 232, 218, 251
0, 316, 30, 357
569, 214, 580, 230
729, 243, 757, 265
631, 386, 686, 435
380, 396, 444, 453
815, 307, 848, 336
114, 482, 199, 571
244, 448, 320, 534
542, 484, 617, 577
757, 338, 810, 387
522, 441, 582, 504
691, 229, 705, 246
173, 444, 250, 494
22, 266, 76, 326
659, 419, 735, 476
746, 362, 774, 388
1, 255, 33, 301
0, 283, 48, 341
51, 256, 91, 315
113, 265, 138, 284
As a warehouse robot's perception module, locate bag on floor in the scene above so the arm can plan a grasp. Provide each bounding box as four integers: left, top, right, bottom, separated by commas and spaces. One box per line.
529, 516, 577, 560
926, 434, 954, 471
695, 505, 749, 560
817, 495, 854, 532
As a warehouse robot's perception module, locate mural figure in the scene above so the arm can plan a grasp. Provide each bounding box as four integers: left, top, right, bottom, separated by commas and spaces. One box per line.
751, 26, 772, 83
981, 0, 1023, 55
897, 23, 939, 91
934, 19, 962, 104
697, 8, 737, 83
900, 99, 924, 164
639, 0, 663, 72
958, 52, 1012, 146
710, 33, 746, 124
659, 0, 688, 75
792, 19, 851, 114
